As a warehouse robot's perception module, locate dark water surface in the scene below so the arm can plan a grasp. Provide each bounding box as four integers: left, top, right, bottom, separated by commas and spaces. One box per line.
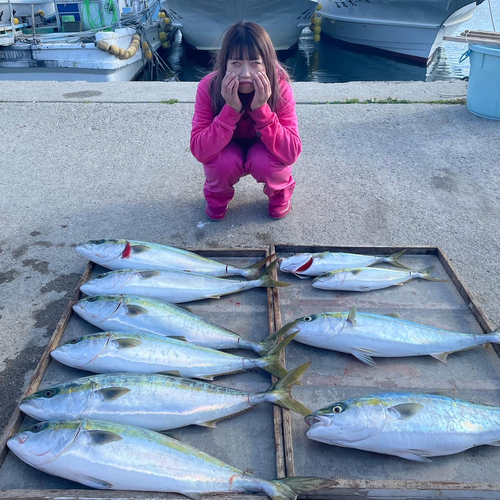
147, 0, 499, 82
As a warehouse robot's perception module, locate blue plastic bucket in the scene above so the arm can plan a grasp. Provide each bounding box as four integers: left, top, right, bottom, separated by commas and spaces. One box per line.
466, 44, 500, 121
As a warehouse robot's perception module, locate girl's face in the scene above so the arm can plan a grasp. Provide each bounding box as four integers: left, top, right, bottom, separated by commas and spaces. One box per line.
226, 57, 266, 94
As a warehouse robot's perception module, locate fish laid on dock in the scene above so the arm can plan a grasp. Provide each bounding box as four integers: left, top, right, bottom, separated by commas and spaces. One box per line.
279, 250, 409, 278
76, 239, 271, 279
312, 265, 446, 291
80, 260, 289, 303
51, 331, 296, 380
8, 419, 335, 497
20, 364, 311, 431
305, 393, 500, 462
273, 306, 500, 366
72, 294, 279, 354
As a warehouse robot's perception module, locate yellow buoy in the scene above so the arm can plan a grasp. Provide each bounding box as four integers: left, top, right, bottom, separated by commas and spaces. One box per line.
313, 25, 321, 35
37, 10, 45, 16
316, 2, 322, 10
13, 17, 19, 24
133, 34, 141, 42
164, 17, 171, 25
97, 40, 110, 52
309, 24, 315, 32
313, 16, 322, 26
159, 31, 167, 41
162, 41, 170, 49
108, 44, 120, 56
158, 11, 165, 18
313, 34, 321, 42
145, 49, 153, 60
142, 41, 150, 51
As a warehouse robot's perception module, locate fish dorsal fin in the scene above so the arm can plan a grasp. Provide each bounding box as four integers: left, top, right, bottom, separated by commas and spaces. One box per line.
388, 403, 424, 420
115, 338, 142, 349
96, 387, 131, 401
430, 352, 449, 363
87, 430, 123, 446
138, 270, 161, 279
131, 245, 151, 254
197, 420, 218, 428
384, 312, 402, 319
124, 304, 148, 317
347, 306, 357, 326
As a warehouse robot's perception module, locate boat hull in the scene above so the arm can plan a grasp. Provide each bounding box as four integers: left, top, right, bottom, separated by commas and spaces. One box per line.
0, 25, 162, 81
319, 0, 479, 63
162, 0, 318, 51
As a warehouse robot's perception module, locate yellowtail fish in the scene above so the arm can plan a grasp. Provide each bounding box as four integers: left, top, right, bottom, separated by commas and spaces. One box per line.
72, 294, 279, 354
306, 393, 500, 462
51, 330, 296, 380
8, 419, 336, 498
312, 266, 446, 292
273, 306, 500, 366
80, 260, 289, 303
76, 239, 272, 279
279, 250, 409, 278
20, 363, 311, 431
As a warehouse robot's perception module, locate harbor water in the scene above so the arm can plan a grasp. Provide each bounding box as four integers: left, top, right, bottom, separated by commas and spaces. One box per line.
149, 0, 499, 83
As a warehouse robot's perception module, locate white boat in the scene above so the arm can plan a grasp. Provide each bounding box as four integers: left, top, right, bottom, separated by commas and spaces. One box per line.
0, 0, 174, 81
317, 0, 483, 63
162, 0, 319, 51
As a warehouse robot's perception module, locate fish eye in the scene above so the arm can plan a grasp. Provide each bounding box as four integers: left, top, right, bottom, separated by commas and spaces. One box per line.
304, 316, 313, 322
69, 337, 80, 344
332, 405, 343, 414
31, 423, 46, 433
96, 274, 105, 279
44, 390, 55, 398
89, 239, 105, 244
88, 296, 98, 302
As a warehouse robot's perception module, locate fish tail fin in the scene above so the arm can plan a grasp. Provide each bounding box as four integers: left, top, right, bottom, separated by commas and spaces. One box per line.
256, 322, 300, 356
243, 254, 275, 280
266, 477, 337, 500
385, 250, 411, 270
260, 331, 300, 378
265, 360, 312, 415
420, 266, 447, 282
257, 260, 291, 288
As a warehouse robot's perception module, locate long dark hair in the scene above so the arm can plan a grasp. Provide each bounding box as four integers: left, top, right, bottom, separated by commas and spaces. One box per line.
210, 22, 289, 116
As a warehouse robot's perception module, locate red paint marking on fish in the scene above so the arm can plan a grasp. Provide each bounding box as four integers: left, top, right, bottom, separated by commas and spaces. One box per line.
122, 241, 131, 259
296, 257, 313, 273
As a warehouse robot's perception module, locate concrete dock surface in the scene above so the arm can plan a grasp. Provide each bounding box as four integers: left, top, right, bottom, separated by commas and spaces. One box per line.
0, 80, 499, 438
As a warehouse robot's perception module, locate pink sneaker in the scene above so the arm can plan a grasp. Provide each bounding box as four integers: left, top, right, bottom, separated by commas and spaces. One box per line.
269, 201, 292, 219
205, 204, 228, 221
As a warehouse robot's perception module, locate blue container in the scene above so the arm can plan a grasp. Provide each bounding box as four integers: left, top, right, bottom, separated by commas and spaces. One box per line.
467, 44, 500, 121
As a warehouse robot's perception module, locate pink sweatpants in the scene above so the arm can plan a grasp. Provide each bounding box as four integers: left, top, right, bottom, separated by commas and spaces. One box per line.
203, 139, 296, 217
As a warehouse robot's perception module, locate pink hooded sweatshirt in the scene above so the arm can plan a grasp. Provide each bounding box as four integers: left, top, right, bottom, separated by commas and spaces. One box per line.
190, 72, 302, 166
